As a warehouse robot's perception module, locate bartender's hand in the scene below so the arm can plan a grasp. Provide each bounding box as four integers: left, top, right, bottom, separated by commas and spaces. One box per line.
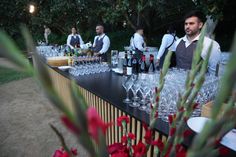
93, 52, 99, 56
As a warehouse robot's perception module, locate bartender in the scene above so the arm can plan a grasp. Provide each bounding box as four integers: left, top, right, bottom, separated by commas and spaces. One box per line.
92, 24, 110, 62
130, 26, 146, 59
67, 27, 84, 49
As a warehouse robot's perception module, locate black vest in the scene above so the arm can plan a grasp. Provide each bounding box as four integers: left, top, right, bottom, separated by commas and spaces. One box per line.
93, 35, 108, 62
93, 35, 106, 52
70, 35, 80, 47
176, 40, 197, 69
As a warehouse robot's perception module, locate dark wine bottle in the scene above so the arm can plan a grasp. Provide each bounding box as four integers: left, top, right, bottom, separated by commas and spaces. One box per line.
123, 51, 128, 75
126, 53, 132, 75
140, 55, 147, 73
148, 54, 155, 73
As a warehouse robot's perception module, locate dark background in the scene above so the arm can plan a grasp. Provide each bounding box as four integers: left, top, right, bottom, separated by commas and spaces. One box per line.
0, 0, 235, 52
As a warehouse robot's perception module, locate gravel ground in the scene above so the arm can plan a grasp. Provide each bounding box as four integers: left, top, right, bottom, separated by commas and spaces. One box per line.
0, 78, 89, 157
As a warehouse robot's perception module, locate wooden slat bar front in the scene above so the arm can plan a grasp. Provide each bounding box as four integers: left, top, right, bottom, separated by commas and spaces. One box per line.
47, 66, 169, 157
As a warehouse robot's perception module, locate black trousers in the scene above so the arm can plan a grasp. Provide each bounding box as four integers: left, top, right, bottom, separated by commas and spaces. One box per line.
98, 53, 108, 62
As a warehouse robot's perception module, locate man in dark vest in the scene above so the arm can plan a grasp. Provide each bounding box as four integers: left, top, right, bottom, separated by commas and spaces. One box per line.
92, 24, 110, 62
67, 27, 84, 49
174, 10, 221, 74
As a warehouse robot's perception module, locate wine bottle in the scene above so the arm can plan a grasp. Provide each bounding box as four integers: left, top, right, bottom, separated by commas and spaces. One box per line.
140, 55, 147, 73
126, 53, 132, 75
123, 51, 128, 75
148, 54, 155, 73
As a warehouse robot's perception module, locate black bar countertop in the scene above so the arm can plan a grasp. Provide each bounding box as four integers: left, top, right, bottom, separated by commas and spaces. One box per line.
53, 68, 169, 135
51, 66, 236, 156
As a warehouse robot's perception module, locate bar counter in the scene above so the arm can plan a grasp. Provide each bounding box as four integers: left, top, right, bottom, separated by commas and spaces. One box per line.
44, 61, 236, 157
46, 65, 168, 156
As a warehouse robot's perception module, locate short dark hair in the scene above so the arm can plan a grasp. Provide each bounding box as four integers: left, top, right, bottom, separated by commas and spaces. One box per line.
96, 24, 104, 28
184, 10, 206, 23
135, 25, 144, 31
72, 27, 77, 30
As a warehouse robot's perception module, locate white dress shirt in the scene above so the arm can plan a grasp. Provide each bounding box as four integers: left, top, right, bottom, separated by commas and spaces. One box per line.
92, 34, 110, 54
67, 34, 84, 49
157, 34, 179, 60
130, 33, 146, 52
174, 34, 221, 73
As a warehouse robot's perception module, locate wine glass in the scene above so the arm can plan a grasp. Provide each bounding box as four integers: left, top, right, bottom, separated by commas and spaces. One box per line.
138, 82, 151, 111
130, 80, 141, 107
122, 76, 132, 103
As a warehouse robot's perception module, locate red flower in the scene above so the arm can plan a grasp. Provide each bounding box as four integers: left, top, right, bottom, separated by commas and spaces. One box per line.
183, 117, 188, 123
178, 107, 184, 112
61, 152, 69, 157
152, 138, 164, 151
193, 103, 199, 109
108, 143, 125, 155
156, 96, 159, 103
168, 114, 176, 125
87, 107, 111, 143
144, 130, 153, 144
183, 129, 193, 138
61, 116, 80, 135
53, 149, 63, 157
122, 135, 128, 143
176, 145, 187, 157
132, 141, 147, 157
219, 146, 230, 156
111, 151, 129, 157
155, 111, 158, 118
128, 133, 136, 140
53, 147, 77, 157
70, 147, 78, 156
117, 116, 129, 127
169, 127, 176, 136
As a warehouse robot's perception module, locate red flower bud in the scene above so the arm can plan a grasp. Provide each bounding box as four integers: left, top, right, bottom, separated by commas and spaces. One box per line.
87, 107, 111, 143
169, 128, 176, 136
144, 130, 153, 144
183, 117, 188, 123
168, 115, 173, 125
117, 116, 130, 127
70, 148, 78, 156
156, 96, 159, 103
61, 116, 80, 135
219, 146, 230, 156
132, 141, 147, 157
193, 103, 199, 109
155, 87, 159, 93
152, 138, 164, 151
121, 135, 127, 143
128, 133, 136, 140
178, 107, 184, 112
155, 111, 159, 118
183, 129, 193, 138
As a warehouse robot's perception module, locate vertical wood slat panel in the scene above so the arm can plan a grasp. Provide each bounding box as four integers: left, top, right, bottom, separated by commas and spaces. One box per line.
47, 67, 169, 157
114, 107, 118, 143
111, 105, 115, 145
131, 117, 136, 145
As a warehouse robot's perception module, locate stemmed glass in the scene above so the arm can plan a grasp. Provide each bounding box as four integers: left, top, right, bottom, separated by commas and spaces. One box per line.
138, 82, 151, 111
122, 76, 133, 103
130, 79, 141, 107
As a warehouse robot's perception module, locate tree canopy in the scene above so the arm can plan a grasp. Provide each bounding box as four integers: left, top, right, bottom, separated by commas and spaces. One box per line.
1, 0, 235, 50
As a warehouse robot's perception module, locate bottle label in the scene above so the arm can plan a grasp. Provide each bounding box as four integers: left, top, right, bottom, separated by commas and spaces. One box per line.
127, 67, 132, 75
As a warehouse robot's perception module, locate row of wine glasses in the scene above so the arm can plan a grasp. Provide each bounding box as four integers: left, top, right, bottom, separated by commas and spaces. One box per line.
37, 45, 66, 57
69, 56, 110, 76
121, 68, 219, 123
